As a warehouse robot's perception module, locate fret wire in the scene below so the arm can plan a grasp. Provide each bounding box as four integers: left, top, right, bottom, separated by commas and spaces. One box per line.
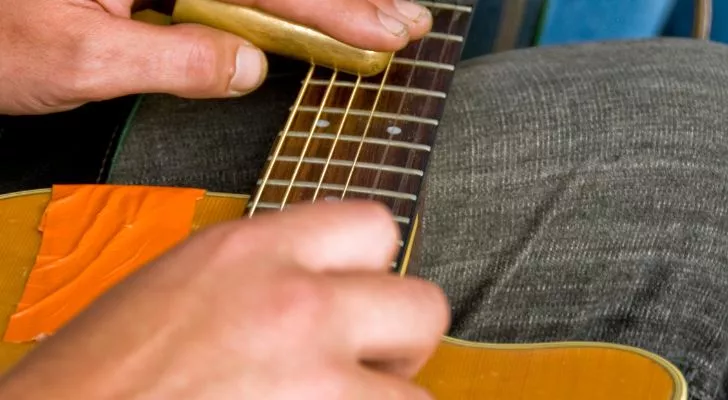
392, 58, 455, 71
279, 131, 432, 152
302, 5, 462, 213
294, 106, 439, 126
258, 179, 417, 201
250, 3, 470, 264
247, 65, 315, 217
426, 31, 464, 42
306, 80, 447, 99
381, 4, 466, 271
328, 2, 463, 265
388, 3, 462, 232
264, 6, 464, 207
280, 69, 338, 208
366, 19, 431, 204
313, 75, 363, 201
340, 57, 396, 200
417, 1, 473, 13
268, 156, 424, 176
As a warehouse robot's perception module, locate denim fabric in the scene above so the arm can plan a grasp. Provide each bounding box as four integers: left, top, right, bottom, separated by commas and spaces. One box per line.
109, 38, 728, 400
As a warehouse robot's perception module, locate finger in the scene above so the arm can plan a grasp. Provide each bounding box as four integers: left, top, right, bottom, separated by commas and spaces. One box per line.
340, 365, 434, 400
219, 0, 433, 52
217, 200, 401, 272
70, 17, 267, 101
327, 272, 450, 378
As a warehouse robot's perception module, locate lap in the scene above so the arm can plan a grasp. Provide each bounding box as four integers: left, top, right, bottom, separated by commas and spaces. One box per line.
110, 38, 728, 400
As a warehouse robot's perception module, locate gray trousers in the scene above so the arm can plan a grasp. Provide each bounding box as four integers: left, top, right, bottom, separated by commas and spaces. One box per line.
109, 38, 728, 400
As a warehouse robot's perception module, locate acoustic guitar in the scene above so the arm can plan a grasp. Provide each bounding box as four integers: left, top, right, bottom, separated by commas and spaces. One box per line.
0, 0, 690, 398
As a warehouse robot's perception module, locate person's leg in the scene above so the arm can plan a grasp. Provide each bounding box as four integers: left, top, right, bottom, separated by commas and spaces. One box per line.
109, 38, 728, 399
420, 38, 728, 400
107, 63, 306, 194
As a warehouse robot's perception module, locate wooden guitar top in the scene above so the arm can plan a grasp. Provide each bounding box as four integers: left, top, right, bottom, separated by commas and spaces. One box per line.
0, 188, 688, 399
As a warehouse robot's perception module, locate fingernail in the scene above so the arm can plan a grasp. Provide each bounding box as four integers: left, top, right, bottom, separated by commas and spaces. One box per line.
394, 0, 430, 22
230, 45, 267, 95
377, 9, 407, 37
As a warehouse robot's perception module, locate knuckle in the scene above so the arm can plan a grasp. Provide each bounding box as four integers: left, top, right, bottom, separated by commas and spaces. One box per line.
178, 34, 231, 94
37, 24, 96, 101
266, 274, 333, 331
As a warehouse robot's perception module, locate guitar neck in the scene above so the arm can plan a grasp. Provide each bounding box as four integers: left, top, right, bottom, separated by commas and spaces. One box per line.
247, 1, 476, 273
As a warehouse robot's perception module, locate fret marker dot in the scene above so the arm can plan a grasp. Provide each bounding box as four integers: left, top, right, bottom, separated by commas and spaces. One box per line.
324, 196, 340, 202
386, 126, 402, 135
316, 119, 330, 128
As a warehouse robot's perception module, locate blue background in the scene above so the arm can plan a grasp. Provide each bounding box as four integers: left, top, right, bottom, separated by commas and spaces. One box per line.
462, 0, 726, 60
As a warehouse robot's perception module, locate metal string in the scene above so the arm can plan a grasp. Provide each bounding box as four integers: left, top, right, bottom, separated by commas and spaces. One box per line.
367, 5, 461, 224
341, 4, 461, 204
312, 75, 364, 201
251, 1, 469, 220
278, 70, 339, 208
247, 65, 315, 217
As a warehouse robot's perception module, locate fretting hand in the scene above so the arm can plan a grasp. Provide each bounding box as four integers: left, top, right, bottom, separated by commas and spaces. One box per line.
0, 0, 432, 115
0, 201, 450, 399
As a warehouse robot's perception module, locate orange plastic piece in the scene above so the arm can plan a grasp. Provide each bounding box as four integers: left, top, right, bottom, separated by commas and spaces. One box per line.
3, 184, 204, 343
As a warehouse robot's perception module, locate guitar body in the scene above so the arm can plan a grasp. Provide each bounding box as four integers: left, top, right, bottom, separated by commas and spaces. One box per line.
0, 189, 687, 399
0, 1, 697, 398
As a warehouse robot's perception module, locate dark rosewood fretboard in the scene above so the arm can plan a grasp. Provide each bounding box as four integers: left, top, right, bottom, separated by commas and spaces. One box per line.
248, 1, 477, 272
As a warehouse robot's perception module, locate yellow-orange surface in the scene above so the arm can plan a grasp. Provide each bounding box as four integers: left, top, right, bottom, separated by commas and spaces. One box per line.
0, 188, 686, 399
3, 185, 204, 343
0, 188, 247, 373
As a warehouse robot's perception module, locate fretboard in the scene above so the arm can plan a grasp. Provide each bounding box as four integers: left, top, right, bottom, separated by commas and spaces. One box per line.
248, 1, 477, 271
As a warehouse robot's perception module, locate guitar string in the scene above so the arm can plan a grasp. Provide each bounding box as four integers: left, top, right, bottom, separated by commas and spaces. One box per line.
340, 4, 460, 204
338, 4, 460, 222
247, 65, 315, 217
251, 1, 467, 216
278, 70, 339, 208
309, 3, 448, 204
364, 4, 458, 222
364, 16, 429, 206
385, 6, 461, 222
362, 5, 462, 270
337, 58, 397, 200
306, 3, 463, 271
312, 75, 364, 201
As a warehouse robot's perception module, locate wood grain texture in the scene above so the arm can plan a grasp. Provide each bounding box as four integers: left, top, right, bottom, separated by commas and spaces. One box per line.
415, 338, 685, 399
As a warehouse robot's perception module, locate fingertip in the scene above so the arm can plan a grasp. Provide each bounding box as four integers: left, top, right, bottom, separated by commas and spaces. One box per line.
256, 200, 401, 272
229, 43, 268, 96
409, 276, 451, 335
350, 199, 400, 241
308, 199, 401, 254
335, 200, 402, 257
372, 0, 433, 42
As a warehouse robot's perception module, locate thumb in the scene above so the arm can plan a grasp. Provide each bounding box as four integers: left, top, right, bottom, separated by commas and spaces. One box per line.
77, 17, 267, 101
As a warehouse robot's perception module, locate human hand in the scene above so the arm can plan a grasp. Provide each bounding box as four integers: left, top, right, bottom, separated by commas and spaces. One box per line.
0, 0, 432, 115
0, 201, 450, 399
